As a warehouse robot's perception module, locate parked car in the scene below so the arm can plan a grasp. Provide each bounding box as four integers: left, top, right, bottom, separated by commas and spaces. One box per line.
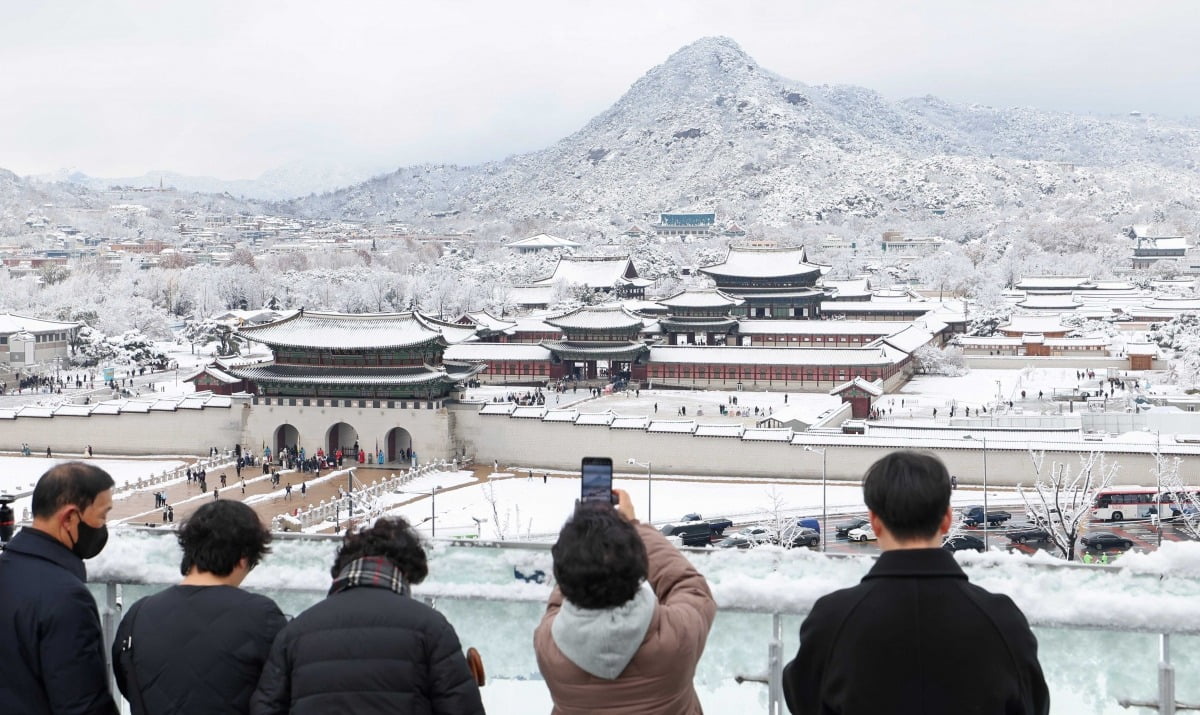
835, 517, 870, 537
782, 526, 820, 548
715, 536, 755, 549
1081, 531, 1133, 550
943, 534, 985, 552
660, 522, 715, 547
1006, 527, 1051, 545
847, 524, 877, 542
962, 505, 1012, 527
680, 514, 734, 535
795, 517, 821, 535
734, 526, 776, 545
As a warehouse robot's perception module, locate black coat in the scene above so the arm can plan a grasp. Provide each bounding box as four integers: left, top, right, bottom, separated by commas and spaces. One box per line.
250, 583, 484, 715
112, 584, 286, 714
783, 548, 1049, 715
0, 528, 118, 715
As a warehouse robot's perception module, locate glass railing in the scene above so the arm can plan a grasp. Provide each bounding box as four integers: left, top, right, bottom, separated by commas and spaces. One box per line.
88, 529, 1200, 714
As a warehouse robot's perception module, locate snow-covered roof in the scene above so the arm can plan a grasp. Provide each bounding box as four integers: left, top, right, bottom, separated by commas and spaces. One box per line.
735, 320, 897, 336
1127, 343, 1159, 356
656, 288, 744, 309
229, 364, 476, 386
417, 315, 482, 344
461, 311, 518, 332
700, 245, 821, 280
646, 420, 698, 434
507, 233, 583, 249
649, 345, 906, 367
506, 285, 558, 307
741, 427, 795, 441
443, 343, 553, 362
508, 315, 559, 334
829, 377, 885, 397
1132, 225, 1184, 240
544, 305, 644, 331
0, 313, 80, 335
819, 301, 934, 315
237, 311, 446, 350
1136, 236, 1189, 252
821, 278, 872, 298
534, 256, 641, 289
479, 402, 518, 415
542, 409, 580, 422
1000, 315, 1070, 334
511, 406, 547, 419
1017, 294, 1082, 309
611, 415, 650, 430
1014, 276, 1090, 290
575, 412, 615, 426
877, 324, 936, 354
693, 423, 745, 438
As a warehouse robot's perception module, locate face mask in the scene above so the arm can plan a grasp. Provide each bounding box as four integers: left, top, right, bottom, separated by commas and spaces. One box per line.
71, 517, 109, 560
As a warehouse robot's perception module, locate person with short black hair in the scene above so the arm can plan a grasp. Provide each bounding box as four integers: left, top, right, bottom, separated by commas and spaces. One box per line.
783, 450, 1050, 714
0, 461, 118, 715
112, 500, 284, 715
535, 489, 716, 714
251, 517, 483, 715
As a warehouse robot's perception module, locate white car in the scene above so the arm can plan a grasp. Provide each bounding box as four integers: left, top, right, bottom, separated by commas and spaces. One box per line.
735, 526, 776, 545
847, 524, 877, 542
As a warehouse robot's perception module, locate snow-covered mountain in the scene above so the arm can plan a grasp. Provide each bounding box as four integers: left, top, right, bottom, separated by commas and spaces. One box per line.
34, 158, 389, 201
286, 36, 1200, 230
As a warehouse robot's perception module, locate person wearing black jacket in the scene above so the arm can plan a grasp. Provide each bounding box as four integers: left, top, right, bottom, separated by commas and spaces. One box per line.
783, 451, 1050, 715
0, 462, 118, 715
113, 500, 285, 715
251, 516, 484, 715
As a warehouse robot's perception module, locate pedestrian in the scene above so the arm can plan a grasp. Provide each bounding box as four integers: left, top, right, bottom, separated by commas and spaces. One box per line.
543, 474, 548, 484
168, 506, 174, 523
162, 507, 169, 523
113, 501, 286, 714
285, 484, 292, 500
0, 462, 118, 714
221, 473, 227, 488
46, 446, 52, 458
301, 482, 307, 497
782, 451, 1049, 714
951, 475, 958, 490
250, 517, 485, 714
213, 489, 219, 501
536, 490, 715, 712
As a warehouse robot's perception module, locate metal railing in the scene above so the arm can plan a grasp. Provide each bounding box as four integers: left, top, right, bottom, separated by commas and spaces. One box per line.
87, 536, 1200, 714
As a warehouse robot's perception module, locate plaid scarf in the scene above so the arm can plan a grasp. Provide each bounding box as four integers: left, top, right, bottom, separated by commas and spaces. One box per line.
328, 556, 411, 597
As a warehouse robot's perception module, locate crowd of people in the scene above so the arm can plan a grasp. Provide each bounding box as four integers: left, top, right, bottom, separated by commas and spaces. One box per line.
0, 451, 1050, 714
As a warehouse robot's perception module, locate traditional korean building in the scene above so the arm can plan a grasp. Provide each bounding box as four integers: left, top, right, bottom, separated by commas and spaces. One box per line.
699, 246, 825, 319
541, 305, 652, 381
228, 311, 484, 401
0, 313, 81, 368
656, 289, 742, 345
532, 256, 652, 299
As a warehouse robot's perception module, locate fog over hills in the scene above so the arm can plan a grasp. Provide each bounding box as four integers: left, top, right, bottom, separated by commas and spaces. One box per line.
282, 36, 1200, 231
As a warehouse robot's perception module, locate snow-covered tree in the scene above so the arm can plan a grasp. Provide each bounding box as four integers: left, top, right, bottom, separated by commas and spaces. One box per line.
1019, 450, 1117, 561
914, 344, 968, 376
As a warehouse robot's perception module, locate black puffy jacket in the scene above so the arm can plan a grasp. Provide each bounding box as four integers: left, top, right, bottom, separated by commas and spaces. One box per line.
250, 584, 484, 715
112, 584, 286, 714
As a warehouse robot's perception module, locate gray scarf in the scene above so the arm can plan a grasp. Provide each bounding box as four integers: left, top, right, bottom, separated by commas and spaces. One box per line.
550, 581, 656, 680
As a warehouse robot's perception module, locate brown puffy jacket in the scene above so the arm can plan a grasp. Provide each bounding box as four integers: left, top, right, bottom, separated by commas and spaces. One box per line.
534, 522, 717, 714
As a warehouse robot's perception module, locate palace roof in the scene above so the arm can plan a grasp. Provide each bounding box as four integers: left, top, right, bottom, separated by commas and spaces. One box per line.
444, 343, 553, 362
735, 320, 897, 336
541, 340, 649, 360
227, 363, 482, 386
507, 233, 583, 250
656, 288, 744, 309
236, 311, 449, 350
544, 305, 645, 331
700, 246, 822, 280
534, 256, 651, 289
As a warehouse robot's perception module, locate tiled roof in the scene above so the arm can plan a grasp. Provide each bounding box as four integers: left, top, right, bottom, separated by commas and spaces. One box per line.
646, 420, 698, 434
545, 305, 645, 331
534, 256, 640, 289
657, 288, 744, 309
0, 313, 81, 335
735, 320, 897, 336
228, 364, 478, 386
700, 246, 821, 280
444, 343, 553, 362
542, 341, 650, 360
237, 311, 446, 349
507, 233, 582, 248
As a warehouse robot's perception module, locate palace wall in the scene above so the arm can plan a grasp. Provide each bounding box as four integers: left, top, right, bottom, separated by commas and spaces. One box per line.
452, 405, 1200, 487
0, 404, 246, 455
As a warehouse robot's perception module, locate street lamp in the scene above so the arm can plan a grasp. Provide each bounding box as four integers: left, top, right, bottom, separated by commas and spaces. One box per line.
963, 434, 989, 550
627, 458, 652, 524
804, 446, 828, 552
400, 486, 442, 537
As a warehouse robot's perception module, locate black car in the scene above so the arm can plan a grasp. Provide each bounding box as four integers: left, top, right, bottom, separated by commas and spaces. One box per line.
943, 534, 985, 552
660, 522, 713, 547
715, 536, 755, 549
1081, 531, 1133, 550
835, 518, 870, 537
1006, 527, 1051, 545
784, 527, 820, 548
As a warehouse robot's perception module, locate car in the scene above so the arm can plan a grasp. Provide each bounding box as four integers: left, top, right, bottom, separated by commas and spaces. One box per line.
847, 524, 877, 542
1006, 527, 1051, 545
734, 526, 776, 544
1081, 531, 1133, 550
715, 536, 755, 549
943, 534, 985, 552
660, 522, 714, 547
835, 518, 870, 537
782, 526, 820, 548
1026, 507, 1061, 526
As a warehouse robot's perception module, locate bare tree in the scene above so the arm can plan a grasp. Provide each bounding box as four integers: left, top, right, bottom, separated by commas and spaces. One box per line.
1019, 450, 1117, 561
1155, 453, 1200, 540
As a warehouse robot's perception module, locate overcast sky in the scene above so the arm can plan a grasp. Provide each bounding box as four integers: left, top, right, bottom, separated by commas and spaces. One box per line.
2, 1, 1197, 180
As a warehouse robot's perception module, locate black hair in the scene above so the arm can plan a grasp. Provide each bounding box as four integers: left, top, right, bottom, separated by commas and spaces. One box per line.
31, 462, 115, 519
551, 502, 648, 609
177, 500, 272, 576
331, 517, 428, 584
862, 450, 952, 541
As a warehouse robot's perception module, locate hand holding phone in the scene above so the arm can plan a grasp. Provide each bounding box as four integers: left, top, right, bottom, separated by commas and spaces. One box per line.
581, 457, 614, 504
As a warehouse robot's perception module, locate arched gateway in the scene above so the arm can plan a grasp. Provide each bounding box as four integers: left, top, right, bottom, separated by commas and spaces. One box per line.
386, 427, 413, 464
274, 424, 299, 455
327, 422, 359, 458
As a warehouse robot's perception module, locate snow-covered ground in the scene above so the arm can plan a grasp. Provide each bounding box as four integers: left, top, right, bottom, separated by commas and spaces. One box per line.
382, 470, 1020, 540
0, 456, 186, 517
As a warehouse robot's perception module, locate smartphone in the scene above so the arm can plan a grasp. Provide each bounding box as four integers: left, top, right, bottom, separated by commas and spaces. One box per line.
580, 457, 614, 504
